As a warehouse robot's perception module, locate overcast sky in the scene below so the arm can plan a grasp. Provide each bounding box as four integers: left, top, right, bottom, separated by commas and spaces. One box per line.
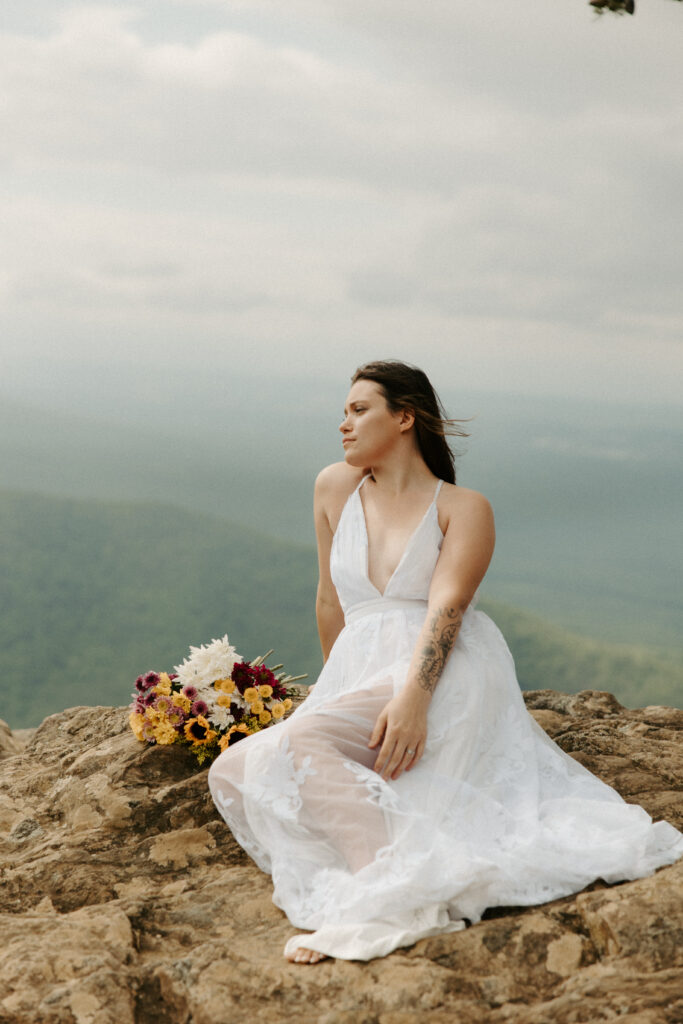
1, 0, 681, 409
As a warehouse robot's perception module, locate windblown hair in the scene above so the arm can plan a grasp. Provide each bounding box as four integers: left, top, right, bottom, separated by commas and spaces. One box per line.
351, 360, 471, 485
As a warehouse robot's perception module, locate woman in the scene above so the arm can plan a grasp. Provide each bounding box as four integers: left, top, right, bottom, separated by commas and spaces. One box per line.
208, 360, 683, 965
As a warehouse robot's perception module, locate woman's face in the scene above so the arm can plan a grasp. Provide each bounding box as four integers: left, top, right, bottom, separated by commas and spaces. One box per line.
339, 380, 405, 467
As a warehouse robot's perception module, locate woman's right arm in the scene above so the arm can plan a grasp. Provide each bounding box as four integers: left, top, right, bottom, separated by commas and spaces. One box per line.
314, 467, 346, 662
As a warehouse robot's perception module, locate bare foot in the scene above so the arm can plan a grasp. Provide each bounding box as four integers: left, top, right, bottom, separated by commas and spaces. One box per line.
284, 942, 329, 964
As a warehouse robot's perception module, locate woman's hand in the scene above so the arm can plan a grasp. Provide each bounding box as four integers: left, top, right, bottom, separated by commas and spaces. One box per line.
368, 685, 431, 781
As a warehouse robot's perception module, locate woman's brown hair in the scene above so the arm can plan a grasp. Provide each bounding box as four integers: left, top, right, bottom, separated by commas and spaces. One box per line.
351, 360, 471, 484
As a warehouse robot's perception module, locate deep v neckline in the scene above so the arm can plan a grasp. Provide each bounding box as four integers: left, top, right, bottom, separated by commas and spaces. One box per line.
356, 476, 443, 598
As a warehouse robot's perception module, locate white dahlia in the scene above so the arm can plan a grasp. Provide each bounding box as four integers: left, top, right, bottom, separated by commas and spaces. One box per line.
208, 704, 235, 730
173, 635, 241, 694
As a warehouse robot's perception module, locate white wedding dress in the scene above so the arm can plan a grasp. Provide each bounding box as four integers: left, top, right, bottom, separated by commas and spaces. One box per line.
208, 475, 683, 961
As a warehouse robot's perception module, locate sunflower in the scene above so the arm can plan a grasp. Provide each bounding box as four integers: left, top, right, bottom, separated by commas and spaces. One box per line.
184, 715, 217, 745
218, 723, 252, 752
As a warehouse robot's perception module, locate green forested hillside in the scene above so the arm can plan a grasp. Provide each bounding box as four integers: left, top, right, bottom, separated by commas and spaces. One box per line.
0, 490, 320, 728
1, 490, 681, 729
480, 599, 683, 711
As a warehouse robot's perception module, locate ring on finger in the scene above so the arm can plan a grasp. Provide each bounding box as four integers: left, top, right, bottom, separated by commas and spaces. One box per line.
406, 748, 416, 756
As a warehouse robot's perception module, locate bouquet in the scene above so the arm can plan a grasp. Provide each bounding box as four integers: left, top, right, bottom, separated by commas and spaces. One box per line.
128, 634, 305, 765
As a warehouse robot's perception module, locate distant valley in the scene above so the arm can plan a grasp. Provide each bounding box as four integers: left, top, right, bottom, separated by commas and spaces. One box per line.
1, 489, 681, 729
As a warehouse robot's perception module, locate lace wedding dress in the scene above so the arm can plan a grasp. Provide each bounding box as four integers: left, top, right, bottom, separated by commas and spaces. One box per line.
208, 475, 683, 961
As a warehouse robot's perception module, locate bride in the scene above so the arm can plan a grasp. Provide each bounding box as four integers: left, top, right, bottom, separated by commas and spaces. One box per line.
208, 359, 683, 965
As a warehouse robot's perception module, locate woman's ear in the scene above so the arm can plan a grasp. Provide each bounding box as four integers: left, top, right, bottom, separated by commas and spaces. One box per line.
398, 407, 415, 432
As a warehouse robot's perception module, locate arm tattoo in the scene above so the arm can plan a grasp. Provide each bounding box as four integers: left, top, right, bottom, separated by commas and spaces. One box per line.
416, 606, 463, 694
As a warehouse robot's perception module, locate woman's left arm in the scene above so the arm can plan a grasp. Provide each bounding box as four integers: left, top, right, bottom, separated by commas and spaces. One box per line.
369, 490, 495, 781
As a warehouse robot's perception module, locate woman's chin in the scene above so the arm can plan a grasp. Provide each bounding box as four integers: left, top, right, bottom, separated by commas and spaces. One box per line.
343, 449, 361, 466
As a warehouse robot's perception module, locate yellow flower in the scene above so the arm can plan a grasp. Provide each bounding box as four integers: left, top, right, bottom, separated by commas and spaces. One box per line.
258, 709, 272, 726
214, 677, 235, 694
250, 699, 264, 715
172, 693, 191, 713
258, 684, 273, 699
219, 723, 251, 752
283, 698, 293, 711
145, 707, 161, 725
129, 712, 145, 740
154, 721, 178, 746
154, 678, 171, 696
270, 703, 285, 720
158, 672, 172, 687
216, 694, 232, 708
243, 687, 258, 703
184, 715, 216, 746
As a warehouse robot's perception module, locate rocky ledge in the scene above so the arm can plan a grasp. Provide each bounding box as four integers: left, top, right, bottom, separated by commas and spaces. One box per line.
0, 689, 681, 1024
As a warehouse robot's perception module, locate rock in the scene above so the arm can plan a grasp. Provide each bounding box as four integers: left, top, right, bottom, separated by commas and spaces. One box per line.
0, 689, 681, 1023
0, 719, 24, 762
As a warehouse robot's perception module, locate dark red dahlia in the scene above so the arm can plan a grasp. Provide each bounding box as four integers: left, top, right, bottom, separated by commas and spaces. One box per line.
232, 662, 255, 694
255, 666, 277, 687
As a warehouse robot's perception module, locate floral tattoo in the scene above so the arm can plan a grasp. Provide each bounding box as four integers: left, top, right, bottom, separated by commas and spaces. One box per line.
416, 607, 463, 694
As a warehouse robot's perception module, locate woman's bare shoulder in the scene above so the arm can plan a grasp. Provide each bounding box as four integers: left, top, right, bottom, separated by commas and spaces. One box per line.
437, 483, 494, 529
315, 461, 366, 498
314, 463, 366, 532
440, 482, 492, 506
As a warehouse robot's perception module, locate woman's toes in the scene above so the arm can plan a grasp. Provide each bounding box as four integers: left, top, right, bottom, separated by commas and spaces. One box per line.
290, 947, 328, 964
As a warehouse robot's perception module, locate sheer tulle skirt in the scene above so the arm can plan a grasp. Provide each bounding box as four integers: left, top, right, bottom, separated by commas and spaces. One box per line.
208, 606, 683, 960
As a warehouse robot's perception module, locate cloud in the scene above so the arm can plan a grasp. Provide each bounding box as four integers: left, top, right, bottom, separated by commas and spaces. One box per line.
0, 1, 681, 404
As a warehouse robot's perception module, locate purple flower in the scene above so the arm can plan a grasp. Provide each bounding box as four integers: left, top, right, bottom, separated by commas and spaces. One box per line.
134, 699, 147, 714
143, 692, 156, 707
167, 707, 187, 729
143, 671, 160, 690
182, 685, 198, 700
191, 700, 209, 717
135, 675, 146, 693
155, 695, 173, 713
